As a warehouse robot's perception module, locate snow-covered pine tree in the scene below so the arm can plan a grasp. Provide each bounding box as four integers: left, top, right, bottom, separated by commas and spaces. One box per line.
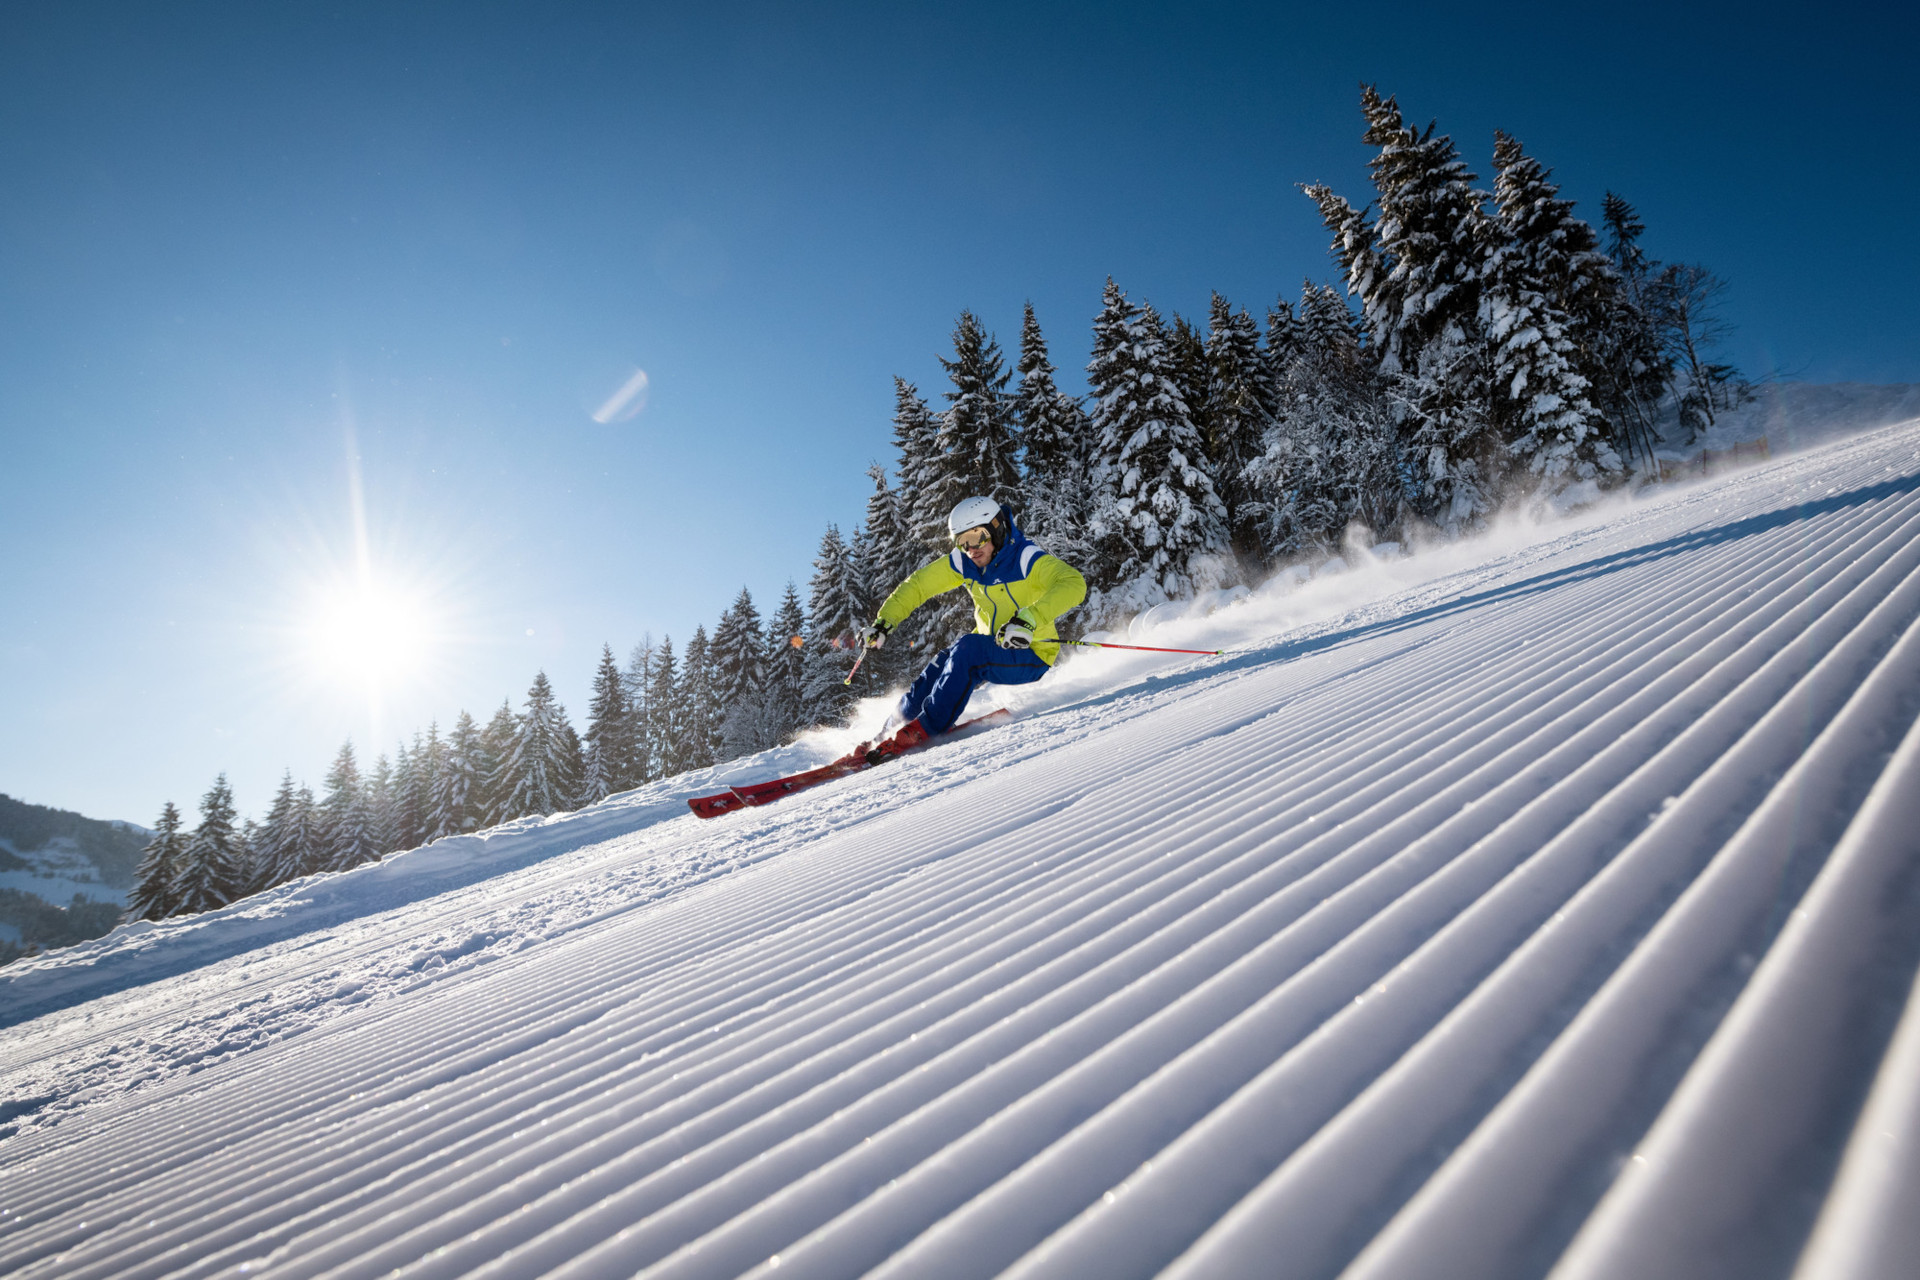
849, 468, 925, 686
763, 582, 808, 744
477, 700, 518, 825
709, 590, 768, 760
331, 786, 382, 873
432, 710, 482, 839
1012, 302, 1097, 579
1483, 131, 1618, 487
237, 820, 265, 897
678, 627, 719, 771
285, 784, 321, 879
932, 311, 1021, 525
496, 671, 571, 821
622, 636, 656, 787
1013, 302, 1087, 485
802, 525, 865, 726
1246, 285, 1342, 558
1084, 283, 1234, 617
173, 773, 245, 915
645, 636, 683, 779
127, 800, 187, 921
1238, 293, 1315, 558
397, 727, 438, 852
718, 589, 784, 758
390, 742, 420, 852
858, 467, 922, 600
891, 379, 947, 551
365, 753, 399, 856
252, 771, 298, 892
1204, 292, 1280, 568
1266, 295, 1302, 390
319, 741, 378, 872
581, 643, 636, 804
555, 713, 585, 809
1307, 87, 1498, 530
1306, 282, 1405, 537
1081, 279, 1141, 593
1589, 194, 1671, 471
1167, 314, 1212, 448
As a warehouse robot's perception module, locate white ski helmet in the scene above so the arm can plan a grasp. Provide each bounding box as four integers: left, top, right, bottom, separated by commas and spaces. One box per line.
947, 495, 1001, 539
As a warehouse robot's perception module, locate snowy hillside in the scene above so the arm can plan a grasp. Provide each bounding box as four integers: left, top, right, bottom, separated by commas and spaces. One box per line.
1700, 380, 1920, 454
5, 418, 1920, 1280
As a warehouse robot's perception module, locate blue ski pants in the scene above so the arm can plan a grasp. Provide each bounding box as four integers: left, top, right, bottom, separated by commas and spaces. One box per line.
898, 632, 1051, 734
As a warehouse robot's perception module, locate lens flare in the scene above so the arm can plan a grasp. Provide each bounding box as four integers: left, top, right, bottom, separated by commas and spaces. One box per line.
301, 574, 437, 688
593, 368, 651, 423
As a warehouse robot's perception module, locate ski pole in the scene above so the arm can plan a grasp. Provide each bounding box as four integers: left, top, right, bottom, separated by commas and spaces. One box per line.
1058, 639, 1225, 656
842, 645, 870, 686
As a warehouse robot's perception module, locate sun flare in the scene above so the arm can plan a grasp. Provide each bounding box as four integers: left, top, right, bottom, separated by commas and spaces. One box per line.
301, 576, 437, 688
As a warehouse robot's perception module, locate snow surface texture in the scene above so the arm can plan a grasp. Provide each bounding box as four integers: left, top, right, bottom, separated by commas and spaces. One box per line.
5, 419, 1920, 1280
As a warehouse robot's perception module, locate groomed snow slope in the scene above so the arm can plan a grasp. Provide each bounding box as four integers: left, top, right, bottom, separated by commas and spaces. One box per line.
5, 420, 1920, 1280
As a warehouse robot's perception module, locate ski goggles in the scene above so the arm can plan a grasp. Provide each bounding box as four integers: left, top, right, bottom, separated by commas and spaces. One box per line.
954, 528, 994, 552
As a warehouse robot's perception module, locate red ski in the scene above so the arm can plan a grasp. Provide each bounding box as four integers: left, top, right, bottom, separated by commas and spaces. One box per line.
687, 710, 1011, 819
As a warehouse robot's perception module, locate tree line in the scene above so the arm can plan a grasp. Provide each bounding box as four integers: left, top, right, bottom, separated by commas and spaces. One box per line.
129, 85, 1742, 925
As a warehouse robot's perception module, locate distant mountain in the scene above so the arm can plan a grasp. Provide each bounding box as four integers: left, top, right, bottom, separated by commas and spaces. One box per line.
0, 793, 145, 965
0, 793, 146, 887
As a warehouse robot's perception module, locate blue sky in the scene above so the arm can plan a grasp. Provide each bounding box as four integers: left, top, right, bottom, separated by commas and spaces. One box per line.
4, 1, 1916, 825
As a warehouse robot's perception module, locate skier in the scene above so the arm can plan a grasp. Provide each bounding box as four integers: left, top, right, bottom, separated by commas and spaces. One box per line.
851, 495, 1087, 763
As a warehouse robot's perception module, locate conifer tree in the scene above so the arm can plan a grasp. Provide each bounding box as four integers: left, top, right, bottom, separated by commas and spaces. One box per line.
286, 784, 321, 879
802, 525, 865, 725
1012, 302, 1096, 576
679, 626, 720, 771
1085, 282, 1233, 616
1167, 314, 1212, 447
713, 590, 778, 759
763, 583, 808, 743
477, 700, 518, 825
496, 671, 571, 821
623, 637, 656, 786
253, 772, 299, 892
1307, 86, 1498, 529
645, 636, 684, 778
331, 787, 382, 873
932, 311, 1021, 523
1266, 295, 1302, 387
1013, 302, 1088, 483
1308, 282, 1405, 535
891, 378, 946, 550
712, 590, 766, 709
556, 714, 585, 808
389, 740, 419, 853
848, 468, 926, 686
432, 711, 482, 839
237, 820, 265, 897
319, 742, 378, 872
581, 643, 637, 804
1592, 194, 1671, 471
410, 724, 444, 847
128, 800, 187, 921
1204, 292, 1280, 566
365, 753, 399, 856
1484, 131, 1618, 486
174, 774, 245, 915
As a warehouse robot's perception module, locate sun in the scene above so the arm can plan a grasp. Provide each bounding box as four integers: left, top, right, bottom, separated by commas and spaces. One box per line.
301, 574, 437, 689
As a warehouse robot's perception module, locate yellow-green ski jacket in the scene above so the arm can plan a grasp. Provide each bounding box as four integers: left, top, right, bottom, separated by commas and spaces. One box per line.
875, 512, 1087, 664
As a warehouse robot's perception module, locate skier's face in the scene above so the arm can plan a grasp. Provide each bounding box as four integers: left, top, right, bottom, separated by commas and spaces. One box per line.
956, 527, 994, 567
